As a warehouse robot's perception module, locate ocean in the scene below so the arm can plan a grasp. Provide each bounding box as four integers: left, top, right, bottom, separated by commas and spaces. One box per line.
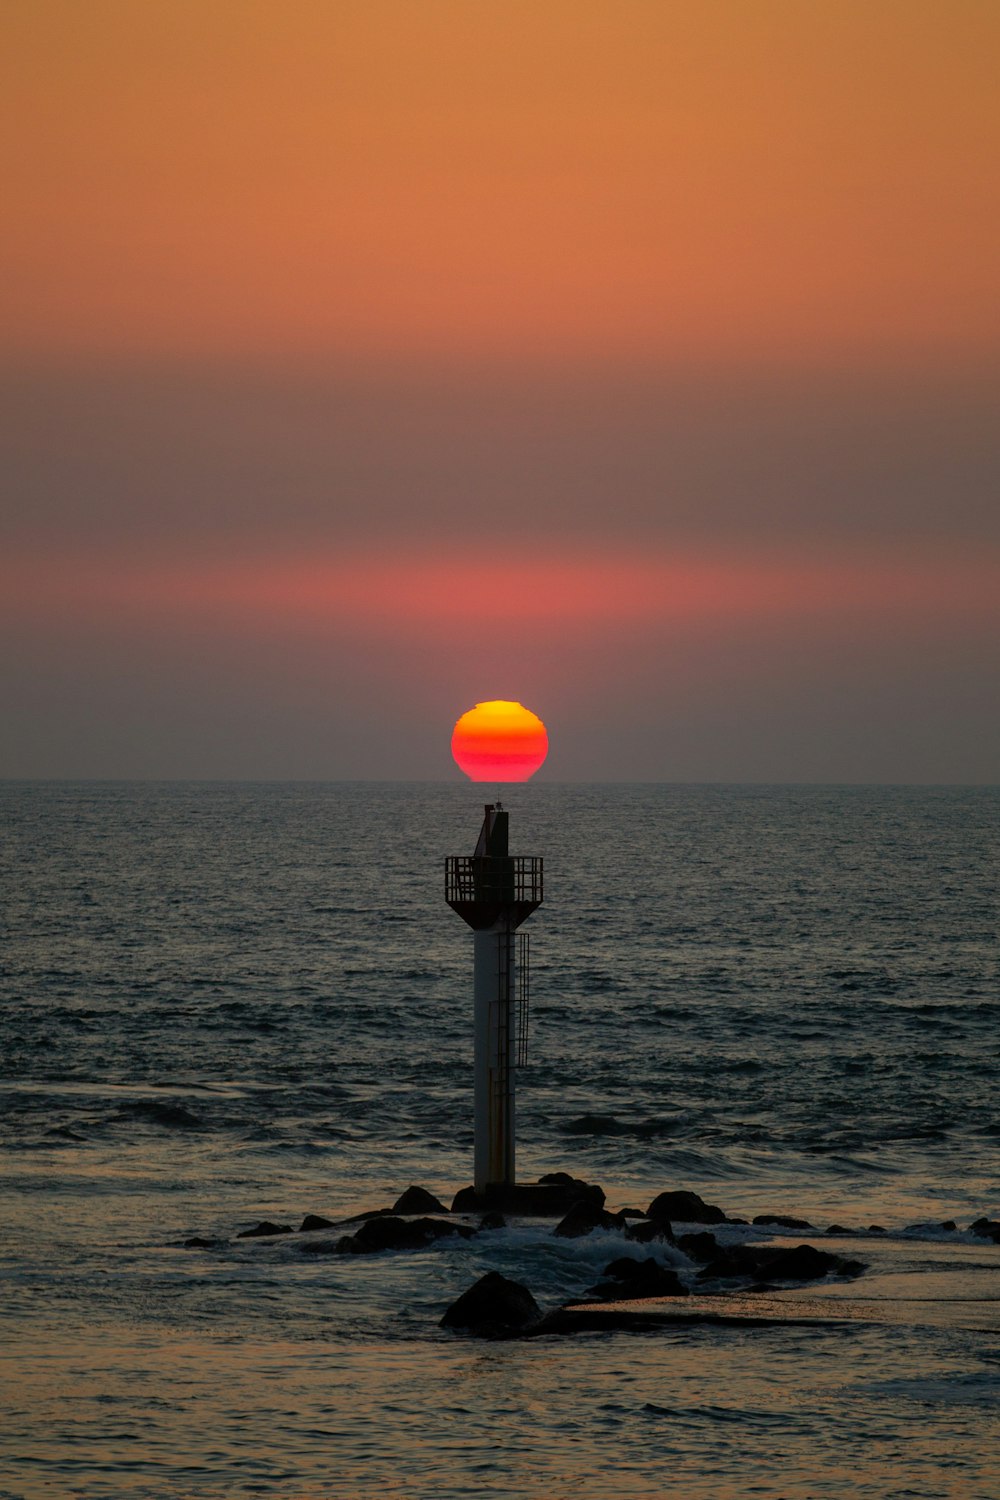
2, 781, 998, 1498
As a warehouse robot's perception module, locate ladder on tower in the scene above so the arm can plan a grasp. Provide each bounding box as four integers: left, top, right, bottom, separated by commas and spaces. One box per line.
490, 926, 513, 1123
489, 928, 530, 1137
517, 931, 530, 1067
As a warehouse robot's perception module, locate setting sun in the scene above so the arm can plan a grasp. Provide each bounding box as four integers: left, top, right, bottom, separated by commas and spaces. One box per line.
451, 701, 549, 782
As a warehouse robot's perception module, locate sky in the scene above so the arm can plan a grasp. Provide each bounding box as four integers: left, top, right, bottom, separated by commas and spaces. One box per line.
1, 0, 998, 781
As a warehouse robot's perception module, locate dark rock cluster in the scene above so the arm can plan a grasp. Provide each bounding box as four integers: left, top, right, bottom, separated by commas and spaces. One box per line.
183, 1182, 995, 1350
183, 1176, 999, 1340
431, 1182, 876, 1338
682, 1235, 864, 1285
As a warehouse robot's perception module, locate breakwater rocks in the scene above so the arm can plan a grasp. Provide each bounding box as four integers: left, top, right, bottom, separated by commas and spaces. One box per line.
187, 1176, 998, 1339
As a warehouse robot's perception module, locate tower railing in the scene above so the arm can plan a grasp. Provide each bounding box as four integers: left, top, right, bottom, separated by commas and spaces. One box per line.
445, 855, 543, 906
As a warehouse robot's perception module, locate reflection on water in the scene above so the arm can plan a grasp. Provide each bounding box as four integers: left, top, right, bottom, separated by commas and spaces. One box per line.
2, 782, 999, 1496
6, 1316, 999, 1499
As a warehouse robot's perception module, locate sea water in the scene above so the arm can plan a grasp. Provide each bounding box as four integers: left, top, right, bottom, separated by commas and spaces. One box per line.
1, 782, 998, 1498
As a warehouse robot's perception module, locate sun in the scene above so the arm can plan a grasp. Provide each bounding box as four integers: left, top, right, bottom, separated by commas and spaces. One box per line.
451, 701, 549, 782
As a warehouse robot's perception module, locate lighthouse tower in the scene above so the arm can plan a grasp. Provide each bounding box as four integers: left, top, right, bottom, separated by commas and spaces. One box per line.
446, 804, 543, 1193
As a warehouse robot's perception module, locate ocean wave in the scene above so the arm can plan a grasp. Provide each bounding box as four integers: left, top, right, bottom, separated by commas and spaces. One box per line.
115, 1099, 205, 1129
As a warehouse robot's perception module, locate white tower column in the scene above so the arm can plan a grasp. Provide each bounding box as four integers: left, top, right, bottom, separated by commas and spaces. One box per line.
446, 802, 542, 1201
473, 922, 515, 1192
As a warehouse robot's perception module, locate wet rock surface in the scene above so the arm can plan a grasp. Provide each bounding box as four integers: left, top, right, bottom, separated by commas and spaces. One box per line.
970, 1217, 1000, 1243
696, 1242, 864, 1285
298, 1214, 335, 1232
752, 1213, 813, 1230
552, 1202, 627, 1238
676, 1231, 720, 1261
237, 1221, 292, 1238
452, 1174, 605, 1216
440, 1271, 541, 1337
393, 1186, 447, 1215
646, 1190, 727, 1225
625, 1217, 676, 1245
588, 1256, 688, 1301
336, 1215, 474, 1256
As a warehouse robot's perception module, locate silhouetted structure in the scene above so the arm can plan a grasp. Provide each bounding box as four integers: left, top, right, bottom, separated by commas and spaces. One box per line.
446, 804, 542, 1191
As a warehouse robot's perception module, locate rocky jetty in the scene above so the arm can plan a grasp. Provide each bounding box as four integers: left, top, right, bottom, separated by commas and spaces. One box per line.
180, 1177, 1000, 1347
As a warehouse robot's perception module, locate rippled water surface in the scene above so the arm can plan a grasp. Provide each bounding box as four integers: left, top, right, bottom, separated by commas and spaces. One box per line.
2, 782, 998, 1497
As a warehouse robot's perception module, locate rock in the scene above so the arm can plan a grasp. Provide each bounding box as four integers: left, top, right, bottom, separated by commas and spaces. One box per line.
626, 1217, 675, 1245
184, 1236, 223, 1248
393, 1186, 447, 1215
538, 1172, 606, 1203
297, 1239, 339, 1255
237, 1221, 292, 1238
761, 1244, 861, 1282
647, 1190, 727, 1225
939, 1220, 957, 1232
552, 1202, 626, 1239
676, 1231, 720, 1263
333, 1206, 395, 1225
617, 1207, 647, 1219
696, 1242, 864, 1284
868, 1225, 887, 1234
452, 1175, 605, 1216
440, 1271, 541, 1336
970, 1217, 1000, 1243
478, 1211, 506, 1231
589, 1256, 689, 1301
826, 1224, 856, 1235
299, 1214, 336, 1232
562, 1113, 630, 1136
335, 1215, 474, 1256
752, 1213, 813, 1230
695, 1248, 758, 1281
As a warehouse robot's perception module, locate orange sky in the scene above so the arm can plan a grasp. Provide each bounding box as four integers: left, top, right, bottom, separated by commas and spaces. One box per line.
3, 0, 999, 365
2, 548, 998, 630
1, 3, 998, 780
